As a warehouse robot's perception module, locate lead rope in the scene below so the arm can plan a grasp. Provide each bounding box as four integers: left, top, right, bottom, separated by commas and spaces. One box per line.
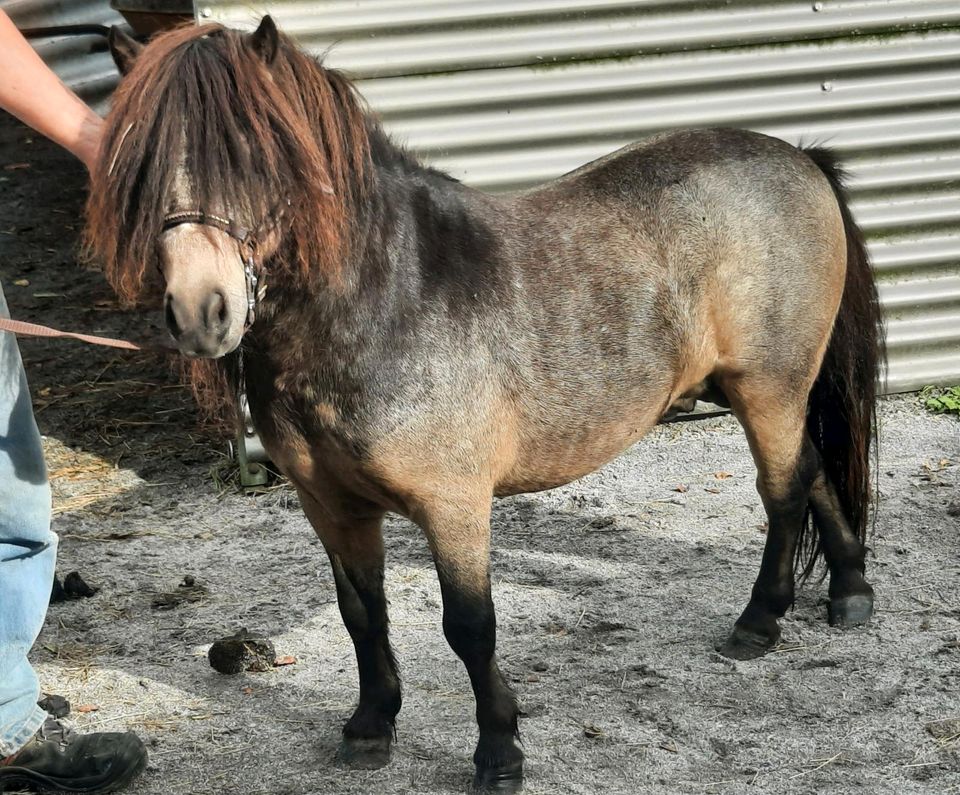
0, 316, 168, 351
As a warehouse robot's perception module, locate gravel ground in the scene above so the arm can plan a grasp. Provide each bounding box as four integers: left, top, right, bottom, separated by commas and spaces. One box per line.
1, 115, 958, 795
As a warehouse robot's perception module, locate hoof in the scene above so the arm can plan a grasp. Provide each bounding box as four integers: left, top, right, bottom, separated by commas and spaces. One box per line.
337, 735, 393, 770
472, 761, 523, 793
718, 624, 780, 660
828, 592, 873, 628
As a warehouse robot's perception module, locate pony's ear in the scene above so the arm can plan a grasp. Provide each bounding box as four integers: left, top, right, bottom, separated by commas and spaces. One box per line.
249, 15, 280, 65
107, 26, 143, 76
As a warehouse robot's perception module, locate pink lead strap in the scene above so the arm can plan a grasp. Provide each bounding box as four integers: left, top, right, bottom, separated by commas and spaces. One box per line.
0, 316, 164, 352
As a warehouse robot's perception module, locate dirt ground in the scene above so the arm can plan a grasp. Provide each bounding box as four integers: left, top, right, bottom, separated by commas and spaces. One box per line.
1, 115, 958, 795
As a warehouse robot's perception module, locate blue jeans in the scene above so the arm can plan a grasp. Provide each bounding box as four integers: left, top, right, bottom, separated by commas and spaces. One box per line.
0, 284, 55, 757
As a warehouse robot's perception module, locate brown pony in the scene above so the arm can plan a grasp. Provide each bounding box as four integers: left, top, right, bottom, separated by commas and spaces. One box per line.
88, 19, 884, 793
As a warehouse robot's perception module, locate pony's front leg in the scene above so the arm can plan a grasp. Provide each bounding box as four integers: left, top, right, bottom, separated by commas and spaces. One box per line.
421, 497, 523, 793
297, 488, 401, 769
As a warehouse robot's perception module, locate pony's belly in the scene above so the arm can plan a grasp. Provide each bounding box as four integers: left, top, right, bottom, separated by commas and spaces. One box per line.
494, 408, 662, 496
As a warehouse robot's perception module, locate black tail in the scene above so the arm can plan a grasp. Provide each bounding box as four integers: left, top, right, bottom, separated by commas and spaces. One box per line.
798, 147, 886, 580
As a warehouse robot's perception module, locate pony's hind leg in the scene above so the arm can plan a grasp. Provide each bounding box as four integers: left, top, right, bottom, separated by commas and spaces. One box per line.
718, 378, 818, 660
297, 489, 401, 769
808, 468, 874, 626
420, 496, 523, 793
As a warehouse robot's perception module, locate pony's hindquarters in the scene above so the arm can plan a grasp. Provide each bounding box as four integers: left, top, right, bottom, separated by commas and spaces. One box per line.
715, 140, 883, 659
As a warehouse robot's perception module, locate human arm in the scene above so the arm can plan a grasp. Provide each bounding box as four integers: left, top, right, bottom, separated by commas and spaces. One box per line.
0, 10, 103, 171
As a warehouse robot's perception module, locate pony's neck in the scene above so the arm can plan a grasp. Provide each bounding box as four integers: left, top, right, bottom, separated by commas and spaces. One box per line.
242, 119, 504, 436
343, 120, 491, 289
366, 123, 428, 178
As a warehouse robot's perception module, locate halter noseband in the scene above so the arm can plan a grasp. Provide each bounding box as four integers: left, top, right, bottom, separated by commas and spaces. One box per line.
162, 209, 265, 329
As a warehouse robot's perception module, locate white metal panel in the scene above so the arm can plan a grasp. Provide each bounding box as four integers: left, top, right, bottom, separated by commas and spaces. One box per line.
205, 0, 960, 78
349, 33, 960, 186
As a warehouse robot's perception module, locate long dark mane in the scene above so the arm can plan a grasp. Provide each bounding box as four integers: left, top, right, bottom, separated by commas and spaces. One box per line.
85, 23, 371, 303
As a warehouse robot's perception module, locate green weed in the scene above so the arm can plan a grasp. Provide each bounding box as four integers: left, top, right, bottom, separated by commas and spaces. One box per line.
920, 385, 960, 417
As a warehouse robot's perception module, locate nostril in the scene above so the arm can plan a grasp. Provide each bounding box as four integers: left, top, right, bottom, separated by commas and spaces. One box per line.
202, 291, 228, 330
164, 295, 182, 339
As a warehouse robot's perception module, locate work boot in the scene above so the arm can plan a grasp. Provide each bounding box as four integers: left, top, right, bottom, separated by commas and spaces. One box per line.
0, 717, 146, 793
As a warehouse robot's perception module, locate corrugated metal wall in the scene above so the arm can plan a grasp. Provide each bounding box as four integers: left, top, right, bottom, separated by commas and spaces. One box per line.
1, 0, 126, 112
6, 0, 959, 391
202, 0, 960, 393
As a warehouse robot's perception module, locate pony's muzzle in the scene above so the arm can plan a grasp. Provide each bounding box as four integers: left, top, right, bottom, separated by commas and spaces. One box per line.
157, 222, 250, 359
165, 289, 234, 358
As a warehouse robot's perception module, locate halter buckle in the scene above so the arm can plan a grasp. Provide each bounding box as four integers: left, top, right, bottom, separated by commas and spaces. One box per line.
243, 255, 259, 329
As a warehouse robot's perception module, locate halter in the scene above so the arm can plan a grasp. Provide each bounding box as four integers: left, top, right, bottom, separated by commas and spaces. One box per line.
161, 209, 267, 329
